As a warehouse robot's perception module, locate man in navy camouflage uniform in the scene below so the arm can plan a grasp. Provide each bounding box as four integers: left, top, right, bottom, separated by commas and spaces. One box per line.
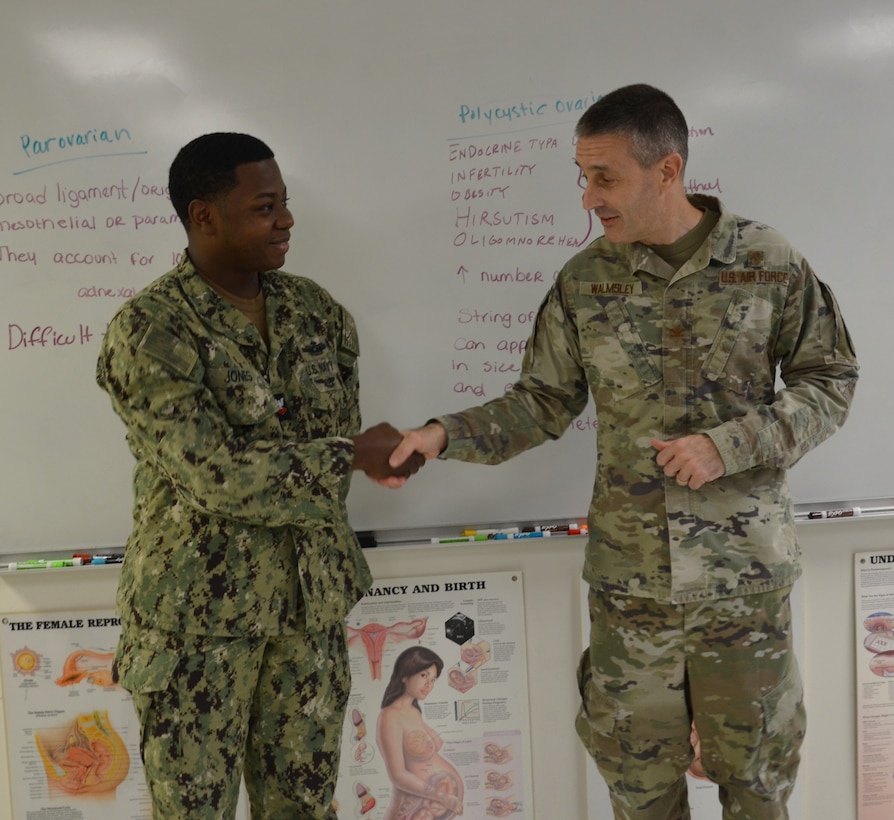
390, 85, 858, 818
97, 132, 422, 819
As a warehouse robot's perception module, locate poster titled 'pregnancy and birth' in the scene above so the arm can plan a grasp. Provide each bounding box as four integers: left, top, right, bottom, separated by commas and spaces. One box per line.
335, 571, 533, 820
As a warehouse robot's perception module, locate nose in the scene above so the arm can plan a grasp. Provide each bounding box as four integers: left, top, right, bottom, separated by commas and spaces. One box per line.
581, 181, 602, 212
276, 202, 295, 229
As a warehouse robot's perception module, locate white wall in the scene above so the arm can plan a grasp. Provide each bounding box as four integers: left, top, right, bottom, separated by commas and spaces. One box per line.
1, 516, 890, 819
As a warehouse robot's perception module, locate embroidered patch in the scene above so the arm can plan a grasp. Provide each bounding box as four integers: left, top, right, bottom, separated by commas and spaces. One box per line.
745, 250, 765, 268
138, 324, 198, 377
340, 309, 360, 356
719, 270, 789, 285
579, 280, 642, 296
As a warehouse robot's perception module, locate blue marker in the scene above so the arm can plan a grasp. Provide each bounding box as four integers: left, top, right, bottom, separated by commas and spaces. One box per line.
492, 531, 551, 540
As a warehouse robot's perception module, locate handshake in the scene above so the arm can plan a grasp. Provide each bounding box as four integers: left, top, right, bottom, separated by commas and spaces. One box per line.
351, 422, 447, 487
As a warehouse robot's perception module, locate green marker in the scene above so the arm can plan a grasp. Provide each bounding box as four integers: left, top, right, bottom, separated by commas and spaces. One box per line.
7, 558, 84, 570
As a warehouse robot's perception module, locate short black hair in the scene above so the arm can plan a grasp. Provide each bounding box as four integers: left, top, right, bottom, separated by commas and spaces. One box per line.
168, 132, 275, 227
576, 84, 689, 173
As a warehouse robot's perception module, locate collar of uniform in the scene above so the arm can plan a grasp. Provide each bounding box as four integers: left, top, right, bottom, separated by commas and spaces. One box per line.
687, 195, 738, 267
624, 195, 738, 280
176, 252, 267, 348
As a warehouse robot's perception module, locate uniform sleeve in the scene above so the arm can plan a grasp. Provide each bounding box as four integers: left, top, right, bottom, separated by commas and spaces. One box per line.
706, 257, 859, 473
96, 297, 355, 528
439, 279, 590, 464
336, 303, 362, 437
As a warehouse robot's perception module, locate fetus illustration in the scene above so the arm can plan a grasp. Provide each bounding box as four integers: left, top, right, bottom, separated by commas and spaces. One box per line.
350, 708, 374, 764
486, 796, 523, 816
446, 638, 490, 694
447, 665, 477, 695
35, 710, 130, 796
55, 649, 118, 688
483, 743, 513, 766
347, 617, 428, 680
862, 612, 894, 677
485, 769, 513, 790
460, 639, 490, 670
377, 647, 464, 819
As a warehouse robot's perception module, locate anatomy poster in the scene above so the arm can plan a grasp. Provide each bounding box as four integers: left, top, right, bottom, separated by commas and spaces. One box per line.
334, 571, 532, 819
855, 550, 894, 820
0, 609, 151, 819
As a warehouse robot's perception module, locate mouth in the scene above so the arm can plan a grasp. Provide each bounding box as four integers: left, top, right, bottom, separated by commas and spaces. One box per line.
271, 236, 290, 253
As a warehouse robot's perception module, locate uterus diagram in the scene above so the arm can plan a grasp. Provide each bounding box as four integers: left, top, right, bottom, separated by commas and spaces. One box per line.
347, 617, 429, 680
55, 649, 119, 689
35, 710, 130, 798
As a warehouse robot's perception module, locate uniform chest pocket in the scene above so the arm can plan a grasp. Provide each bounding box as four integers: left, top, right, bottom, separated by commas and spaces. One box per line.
579, 298, 661, 401
292, 343, 355, 437
700, 288, 776, 390
205, 364, 278, 428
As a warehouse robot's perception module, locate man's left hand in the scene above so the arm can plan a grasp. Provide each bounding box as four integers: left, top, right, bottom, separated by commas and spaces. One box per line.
652, 434, 725, 490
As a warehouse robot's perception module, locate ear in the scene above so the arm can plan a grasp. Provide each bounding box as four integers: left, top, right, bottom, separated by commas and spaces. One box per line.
657, 152, 684, 189
187, 198, 217, 236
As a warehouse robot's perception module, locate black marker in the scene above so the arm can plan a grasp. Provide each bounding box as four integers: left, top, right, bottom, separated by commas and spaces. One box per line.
807, 507, 861, 520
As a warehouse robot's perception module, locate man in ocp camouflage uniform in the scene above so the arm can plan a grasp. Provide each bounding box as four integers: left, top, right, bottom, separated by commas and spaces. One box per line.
389, 85, 858, 818
97, 133, 422, 819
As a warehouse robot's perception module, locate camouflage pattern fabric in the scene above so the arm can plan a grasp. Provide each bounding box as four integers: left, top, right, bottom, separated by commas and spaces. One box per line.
96, 253, 372, 637
576, 586, 804, 818
436, 196, 855, 815
97, 254, 371, 816
122, 617, 349, 819
438, 196, 858, 603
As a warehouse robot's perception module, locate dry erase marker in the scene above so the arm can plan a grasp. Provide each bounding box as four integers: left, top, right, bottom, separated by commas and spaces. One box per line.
431, 535, 490, 544
91, 554, 124, 565
521, 523, 578, 533
807, 507, 861, 520
462, 527, 520, 536
7, 560, 49, 570
9, 558, 84, 570
493, 531, 551, 540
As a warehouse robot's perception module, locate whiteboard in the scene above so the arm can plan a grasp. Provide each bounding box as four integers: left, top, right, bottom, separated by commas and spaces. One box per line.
1, 0, 891, 553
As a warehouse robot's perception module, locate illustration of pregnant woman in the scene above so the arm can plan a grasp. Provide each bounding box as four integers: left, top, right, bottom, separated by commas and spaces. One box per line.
377, 647, 464, 819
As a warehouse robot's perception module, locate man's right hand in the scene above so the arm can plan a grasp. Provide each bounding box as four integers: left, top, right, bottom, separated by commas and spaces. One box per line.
352, 422, 425, 481
389, 422, 448, 468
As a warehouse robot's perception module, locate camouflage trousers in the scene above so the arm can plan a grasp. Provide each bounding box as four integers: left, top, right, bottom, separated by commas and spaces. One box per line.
576, 585, 804, 819
117, 619, 350, 819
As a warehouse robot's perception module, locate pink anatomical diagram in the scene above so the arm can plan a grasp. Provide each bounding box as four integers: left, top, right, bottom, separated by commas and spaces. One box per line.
35, 710, 130, 796
347, 618, 428, 679
55, 649, 118, 688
